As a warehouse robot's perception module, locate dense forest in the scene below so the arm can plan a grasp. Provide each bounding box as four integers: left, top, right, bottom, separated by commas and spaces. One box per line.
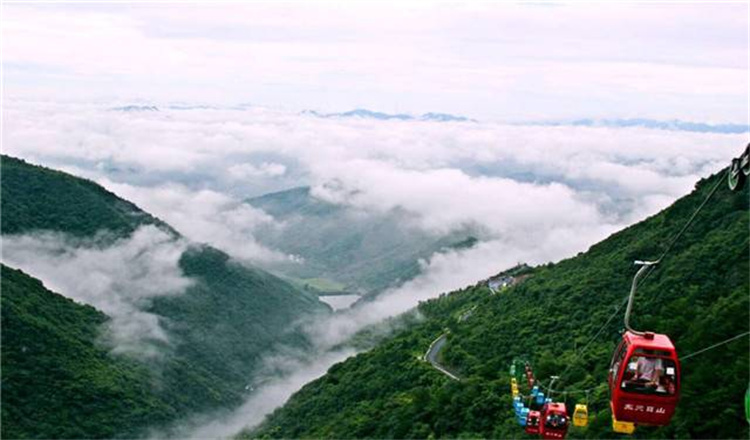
0, 156, 329, 438
250, 168, 749, 439
1, 265, 176, 438
0, 155, 172, 239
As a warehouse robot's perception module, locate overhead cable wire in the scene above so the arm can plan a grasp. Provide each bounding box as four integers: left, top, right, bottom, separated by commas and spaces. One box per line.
653, 168, 729, 265
680, 331, 750, 361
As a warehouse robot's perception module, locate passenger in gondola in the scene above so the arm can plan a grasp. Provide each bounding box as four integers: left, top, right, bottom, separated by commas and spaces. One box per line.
636, 355, 663, 389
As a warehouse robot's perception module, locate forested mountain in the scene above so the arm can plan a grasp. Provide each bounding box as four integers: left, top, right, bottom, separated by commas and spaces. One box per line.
250, 169, 749, 439
1, 265, 174, 438
1, 155, 171, 239
0, 156, 329, 438
248, 186, 477, 295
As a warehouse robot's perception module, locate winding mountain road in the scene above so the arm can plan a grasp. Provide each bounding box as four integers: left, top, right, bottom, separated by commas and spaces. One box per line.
424, 334, 461, 381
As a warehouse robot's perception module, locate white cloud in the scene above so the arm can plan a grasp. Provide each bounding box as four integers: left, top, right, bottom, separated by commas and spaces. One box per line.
98, 180, 293, 264
158, 348, 356, 439
228, 162, 287, 180
3, 102, 742, 269
0, 226, 192, 359
310, 160, 604, 236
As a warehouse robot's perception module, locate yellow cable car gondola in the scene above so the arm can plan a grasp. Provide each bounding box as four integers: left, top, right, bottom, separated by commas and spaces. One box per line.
611, 404, 635, 434
573, 404, 588, 427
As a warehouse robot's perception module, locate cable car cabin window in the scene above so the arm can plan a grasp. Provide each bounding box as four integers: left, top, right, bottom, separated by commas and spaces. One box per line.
610, 341, 627, 378
633, 348, 672, 357
545, 414, 567, 429
620, 354, 678, 395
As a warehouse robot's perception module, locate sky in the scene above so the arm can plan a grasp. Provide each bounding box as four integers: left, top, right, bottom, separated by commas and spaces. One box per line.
2, 1, 749, 122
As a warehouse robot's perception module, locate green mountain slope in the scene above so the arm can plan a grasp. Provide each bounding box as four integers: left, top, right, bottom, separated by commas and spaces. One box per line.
0, 156, 329, 437
1, 265, 174, 439
248, 186, 477, 295
0, 156, 171, 238
250, 169, 749, 439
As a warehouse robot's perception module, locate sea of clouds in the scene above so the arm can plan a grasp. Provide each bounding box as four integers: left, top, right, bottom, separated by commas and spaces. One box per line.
5, 101, 739, 256
2, 100, 745, 437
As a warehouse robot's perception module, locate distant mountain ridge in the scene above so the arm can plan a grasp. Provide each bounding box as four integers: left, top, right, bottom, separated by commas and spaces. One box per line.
300, 108, 473, 122
532, 118, 749, 134
110, 105, 159, 112
105, 105, 744, 133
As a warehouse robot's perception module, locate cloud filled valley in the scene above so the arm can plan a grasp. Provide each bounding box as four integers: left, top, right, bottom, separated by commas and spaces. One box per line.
2, 2, 748, 438
2, 101, 745, 437
4, 101, 741, 265
1, 226, 192, 359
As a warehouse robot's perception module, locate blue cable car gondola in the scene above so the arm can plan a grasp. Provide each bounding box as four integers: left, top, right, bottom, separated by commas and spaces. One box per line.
518, 407, 530, 426
536, 391, 546, 405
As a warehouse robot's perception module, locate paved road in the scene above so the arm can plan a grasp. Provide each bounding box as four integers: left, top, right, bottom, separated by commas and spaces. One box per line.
424, 334, 460, 381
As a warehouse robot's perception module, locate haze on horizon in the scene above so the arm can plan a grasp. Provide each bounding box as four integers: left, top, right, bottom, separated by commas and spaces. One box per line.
2, 1, 748, 123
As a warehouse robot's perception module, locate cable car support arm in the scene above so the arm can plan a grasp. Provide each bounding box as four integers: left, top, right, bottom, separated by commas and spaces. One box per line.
624, 260, 658, 336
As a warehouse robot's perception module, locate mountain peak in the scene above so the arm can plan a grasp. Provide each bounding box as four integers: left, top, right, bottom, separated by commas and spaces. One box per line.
110, 105, 159, 112
300, 108, 472, 122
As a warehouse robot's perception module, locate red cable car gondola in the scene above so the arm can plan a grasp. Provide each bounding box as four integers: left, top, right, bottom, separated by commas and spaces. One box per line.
539, 402, 569, 439
608, 261, 681, 427
526, 363, 536, 388
525, 410, 541, 435
609, 331, 680, 425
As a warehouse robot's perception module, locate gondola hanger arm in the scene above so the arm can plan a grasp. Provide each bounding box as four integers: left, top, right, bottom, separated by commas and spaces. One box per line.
624, 260, 658, 336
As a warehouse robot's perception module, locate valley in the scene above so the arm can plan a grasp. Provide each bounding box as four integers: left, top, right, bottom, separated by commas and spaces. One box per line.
0, 156, 330, 438
3, 4, 748, 439
248, 186, 479, 299
249, 168, 749, 439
